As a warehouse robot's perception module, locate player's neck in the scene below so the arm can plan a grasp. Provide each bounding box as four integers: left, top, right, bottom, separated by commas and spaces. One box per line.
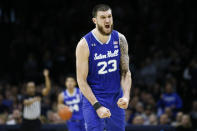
67, 88, 75, 95
93, 28, 110, 44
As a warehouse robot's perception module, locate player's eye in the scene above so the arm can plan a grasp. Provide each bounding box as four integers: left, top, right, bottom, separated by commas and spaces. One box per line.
100, 16, 105, 19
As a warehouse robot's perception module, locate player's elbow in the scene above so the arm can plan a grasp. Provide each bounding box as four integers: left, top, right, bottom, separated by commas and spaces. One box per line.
77, 79, 87, 90
127, 70, 131, 77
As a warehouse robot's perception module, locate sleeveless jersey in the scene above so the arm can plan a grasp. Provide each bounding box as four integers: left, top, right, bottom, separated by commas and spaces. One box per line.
63, 88, 83, 120
84, 30, 121, 95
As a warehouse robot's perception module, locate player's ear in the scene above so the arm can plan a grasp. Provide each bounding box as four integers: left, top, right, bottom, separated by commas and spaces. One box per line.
92, 18, 96, 25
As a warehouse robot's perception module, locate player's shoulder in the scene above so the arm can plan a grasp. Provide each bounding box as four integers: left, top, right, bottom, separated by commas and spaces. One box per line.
115, 31, 126, 39
77, 37, 87, 47
76, 37, 89, 56
59, 90, 65, 97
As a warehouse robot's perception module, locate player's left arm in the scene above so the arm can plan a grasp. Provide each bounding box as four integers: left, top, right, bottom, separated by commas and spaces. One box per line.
42, 69, 51, 96
117, 33, 132, 109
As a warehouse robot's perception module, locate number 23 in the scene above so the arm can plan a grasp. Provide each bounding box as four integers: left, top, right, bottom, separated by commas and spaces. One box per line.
97, 59, 117, 74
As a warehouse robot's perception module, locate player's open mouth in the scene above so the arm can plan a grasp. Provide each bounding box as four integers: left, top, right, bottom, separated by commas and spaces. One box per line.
105, 25, 110, 29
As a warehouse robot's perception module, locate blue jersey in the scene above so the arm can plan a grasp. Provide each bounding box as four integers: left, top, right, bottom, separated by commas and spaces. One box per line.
63, 88, 83, 120
84, 30, 121, 95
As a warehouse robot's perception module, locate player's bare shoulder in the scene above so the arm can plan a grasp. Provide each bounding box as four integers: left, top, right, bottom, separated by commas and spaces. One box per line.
76, 38, 89, 57
118, 32, 128, 51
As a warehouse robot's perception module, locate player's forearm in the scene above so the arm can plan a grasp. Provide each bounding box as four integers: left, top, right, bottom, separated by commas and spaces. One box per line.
45, 76, 51, 90
121, 70, 132, 99
24, 99, 36, 106
43, 76, 51, 96
78, 80, 98, 105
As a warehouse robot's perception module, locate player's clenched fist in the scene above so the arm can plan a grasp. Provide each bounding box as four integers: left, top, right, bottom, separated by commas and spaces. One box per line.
96, 106, 111, 118
117, 97, 129, 109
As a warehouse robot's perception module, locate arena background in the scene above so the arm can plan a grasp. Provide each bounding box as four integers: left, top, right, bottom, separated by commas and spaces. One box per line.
0, 0, 197, 131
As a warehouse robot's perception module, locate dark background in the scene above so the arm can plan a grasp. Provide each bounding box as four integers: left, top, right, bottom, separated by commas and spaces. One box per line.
0, 0, 197, 130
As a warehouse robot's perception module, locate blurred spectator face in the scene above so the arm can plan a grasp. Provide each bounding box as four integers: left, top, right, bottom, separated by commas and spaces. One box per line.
12, 109, 21, 119
130, 96, 139, 107
176, 112, 183, 122
165, 107, 173, 118
181, 115, 192, 128
160, 114, 168, 125
133, 115, 144, 125
65, 77, 76, 90
93, 9, 113, 35
149, 114, 157, 125
26, 82, 36, 95
135, 102, 144, 113
145, 106, 152, 116
165, 83, 173, 94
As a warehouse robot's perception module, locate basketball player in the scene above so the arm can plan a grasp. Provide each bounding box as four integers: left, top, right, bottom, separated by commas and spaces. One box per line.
76, 4, 132, 131
58, 75, 86, 131
21, 69, 51, 131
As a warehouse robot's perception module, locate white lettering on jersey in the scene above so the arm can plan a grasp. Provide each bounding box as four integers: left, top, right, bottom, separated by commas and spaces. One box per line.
94, 49, 119, 60
65, 94, 80, 105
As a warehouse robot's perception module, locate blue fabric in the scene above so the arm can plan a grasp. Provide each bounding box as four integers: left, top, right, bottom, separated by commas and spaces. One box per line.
82, 91, 125, 131
84, 30, 121, 95
67, 120, 86, 131
157, 93, 182, 109
63, 88, 84, 121
157, 92, 182, 116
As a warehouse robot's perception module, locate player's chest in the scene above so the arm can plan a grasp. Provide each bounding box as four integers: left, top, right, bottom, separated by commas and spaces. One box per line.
64, 94, 80, 105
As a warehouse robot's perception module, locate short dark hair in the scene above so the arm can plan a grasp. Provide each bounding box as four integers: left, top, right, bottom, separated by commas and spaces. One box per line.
92, 4, 111, 18
65, 74, 76, 81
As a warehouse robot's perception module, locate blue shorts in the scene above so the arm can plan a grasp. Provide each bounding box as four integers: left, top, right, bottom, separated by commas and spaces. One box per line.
82, 91, 125, 131
67, 119, 86, 131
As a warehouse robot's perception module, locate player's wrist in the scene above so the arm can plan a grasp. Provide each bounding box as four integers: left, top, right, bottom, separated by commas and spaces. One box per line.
93, 102, 102, 111
122, 95, 130, 101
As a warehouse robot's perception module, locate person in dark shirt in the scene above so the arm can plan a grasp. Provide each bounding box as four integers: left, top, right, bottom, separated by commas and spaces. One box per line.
20, 69, 51, 131
0, 94, 8, 114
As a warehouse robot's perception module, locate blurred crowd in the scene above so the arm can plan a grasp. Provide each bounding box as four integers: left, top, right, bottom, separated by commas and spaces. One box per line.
0, 0, 197, 130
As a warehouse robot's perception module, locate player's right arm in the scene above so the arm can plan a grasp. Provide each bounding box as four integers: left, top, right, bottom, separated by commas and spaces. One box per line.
76, 38, 111, 118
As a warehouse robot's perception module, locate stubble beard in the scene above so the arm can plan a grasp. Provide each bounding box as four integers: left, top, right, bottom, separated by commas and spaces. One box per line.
97, 24, 113, 36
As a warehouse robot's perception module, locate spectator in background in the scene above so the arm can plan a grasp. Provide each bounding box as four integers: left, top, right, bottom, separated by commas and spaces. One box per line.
0, 95, 8, 114
6, 109, 22, 125
157, 82, 182, 117
176, 114, 194, 131
190, 100, 197, 129
171, 111, 183, 127
159, 114, 169, 125
135, 102, 144, 116
132, 115, 144, 125
148, 114, 158, 125
2, 89, 14, 113
164, 107, 173, 123
143, 105, 155, 125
